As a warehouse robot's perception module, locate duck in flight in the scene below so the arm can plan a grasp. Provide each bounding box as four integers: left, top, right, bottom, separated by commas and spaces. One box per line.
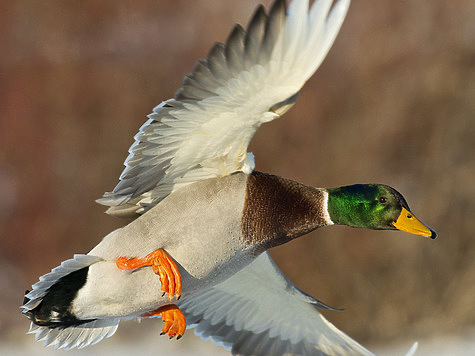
22, 0, 436, 354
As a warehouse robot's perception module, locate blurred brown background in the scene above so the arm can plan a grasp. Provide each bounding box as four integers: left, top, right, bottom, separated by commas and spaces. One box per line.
1, 0, 474, 352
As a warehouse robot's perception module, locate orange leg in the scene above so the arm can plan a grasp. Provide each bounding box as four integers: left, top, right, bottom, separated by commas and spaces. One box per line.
116, 249, 182, 301
142, 304, 186, 339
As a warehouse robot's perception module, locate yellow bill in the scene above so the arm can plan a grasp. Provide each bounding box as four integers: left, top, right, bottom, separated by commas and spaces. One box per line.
393, 207, 437, 239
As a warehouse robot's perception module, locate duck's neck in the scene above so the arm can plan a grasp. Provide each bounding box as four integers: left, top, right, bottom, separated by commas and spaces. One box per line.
241, 171, 333, 251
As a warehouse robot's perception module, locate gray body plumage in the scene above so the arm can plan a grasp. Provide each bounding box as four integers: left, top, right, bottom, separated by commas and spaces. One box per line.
76, 173, 254, 319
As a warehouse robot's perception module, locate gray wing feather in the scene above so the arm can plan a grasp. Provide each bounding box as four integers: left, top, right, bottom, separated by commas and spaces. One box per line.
191, 58, 223, 92
225, 25, 247, 75
260, 0, 287, 63
207, 43, 232, 84
180, 252, 376, 356
97, 0, 288, 216
97, 0, 349, 217
245, 5, 267, 66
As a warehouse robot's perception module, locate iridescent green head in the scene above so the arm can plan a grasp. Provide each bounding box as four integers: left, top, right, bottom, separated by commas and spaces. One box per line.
326, 184, 436, 239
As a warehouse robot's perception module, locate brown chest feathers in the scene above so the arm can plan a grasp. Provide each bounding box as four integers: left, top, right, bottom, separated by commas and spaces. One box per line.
241, 171, 329, 250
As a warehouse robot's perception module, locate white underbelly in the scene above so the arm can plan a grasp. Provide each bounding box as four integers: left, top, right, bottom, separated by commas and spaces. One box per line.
73, 247, 254, 320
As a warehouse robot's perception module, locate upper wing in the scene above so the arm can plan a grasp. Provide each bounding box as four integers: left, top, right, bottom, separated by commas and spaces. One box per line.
97, 0, 350, 217
179, 252, 376, 356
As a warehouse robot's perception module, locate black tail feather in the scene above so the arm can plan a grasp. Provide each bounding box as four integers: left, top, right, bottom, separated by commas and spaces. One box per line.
22, 267, 95, 328
23, 290, 31, 305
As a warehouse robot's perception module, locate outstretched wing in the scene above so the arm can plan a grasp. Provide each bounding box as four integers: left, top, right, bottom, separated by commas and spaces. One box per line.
179, 252, 376, 356
97, 0, 350, 217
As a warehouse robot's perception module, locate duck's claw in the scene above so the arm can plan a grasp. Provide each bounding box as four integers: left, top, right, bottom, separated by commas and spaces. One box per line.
142, 304, 186, 339
116, 248, 182, 301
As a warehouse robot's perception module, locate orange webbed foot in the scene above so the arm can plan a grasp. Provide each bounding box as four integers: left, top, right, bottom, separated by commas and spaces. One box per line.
142, 304, 186, 339
116, 249, 182, 301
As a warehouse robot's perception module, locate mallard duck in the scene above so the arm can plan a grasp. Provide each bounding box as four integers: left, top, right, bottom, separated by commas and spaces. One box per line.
22, 0, 436, 354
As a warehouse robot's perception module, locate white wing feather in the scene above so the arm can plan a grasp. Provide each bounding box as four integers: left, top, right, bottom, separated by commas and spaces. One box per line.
97, 0, 350, 217
179, 252, 376, 356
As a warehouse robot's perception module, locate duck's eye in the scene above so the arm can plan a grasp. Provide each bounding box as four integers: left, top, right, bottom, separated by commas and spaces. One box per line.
378, 196, 388, 204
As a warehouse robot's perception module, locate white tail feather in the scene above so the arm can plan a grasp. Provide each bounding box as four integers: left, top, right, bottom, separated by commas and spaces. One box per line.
28, 319, 120, 350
